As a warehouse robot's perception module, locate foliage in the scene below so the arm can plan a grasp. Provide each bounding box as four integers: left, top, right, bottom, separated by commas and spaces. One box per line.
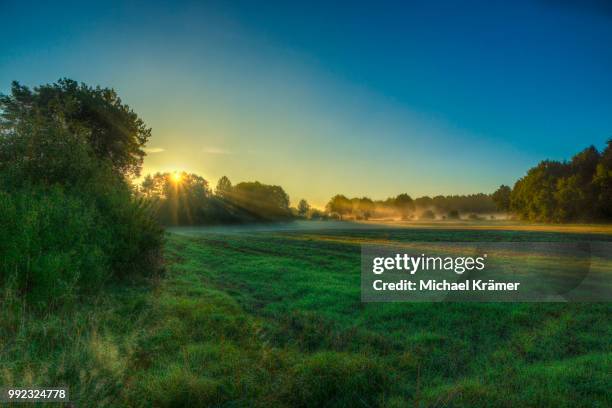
353, 196, 375, 220
420, 209, 436, 220
0, 187, 110, 307
141, 174, 293, 225
394, 193, 415, 219
325, 193, 495, 220
141, 172, 211, 225
510, 142, 612, 222
326, 194, 352, 220
230, 181, 291, 220
447, 209, 460, 219
215, 175, 232, 197
297, 199, 310, 217
492, 185, 511, 211
0, 79, 151, 178
428, 193, 496, 213
0, 79, 163, 308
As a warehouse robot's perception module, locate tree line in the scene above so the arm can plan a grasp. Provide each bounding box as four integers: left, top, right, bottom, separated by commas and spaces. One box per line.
492, 141, 612, 222
139, 173, 292, 225
139, 173, 500, 225
325, 193, 497, 220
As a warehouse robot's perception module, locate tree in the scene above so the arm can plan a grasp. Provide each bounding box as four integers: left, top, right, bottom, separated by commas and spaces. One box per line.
554, 175, 584, 221
0, 79, 151, 177
492, 185, 511, 211
593, 139, 612, 218
140, 172, 211, 225
420, 210, 436, 220
394, 193, 415, 219
326, 194, 352, 220
357, 197, 375, 220
0, 112, 95, 189
414, 196, 433, 209
230, 181, 291, 220
510, 160, 569, 222
216, 176, 233, 197
140, 174, 157, 198
447, 209, 460, 219
0, 79, 163, 304
506, 143, 611, 222
297, 199, 310, 217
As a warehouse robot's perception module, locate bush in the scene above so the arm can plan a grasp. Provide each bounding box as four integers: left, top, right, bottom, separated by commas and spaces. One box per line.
0, 187, 111, 308
83, 170, 163, 279
0, 79, 164, 307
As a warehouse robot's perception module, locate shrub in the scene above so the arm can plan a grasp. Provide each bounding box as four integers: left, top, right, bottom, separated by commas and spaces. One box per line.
83, 172, 163, 279
0, 187, 111, 308
0, 80, 164, 306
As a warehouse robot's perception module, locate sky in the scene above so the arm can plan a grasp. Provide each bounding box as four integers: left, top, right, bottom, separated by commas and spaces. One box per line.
1, 0, 612, 207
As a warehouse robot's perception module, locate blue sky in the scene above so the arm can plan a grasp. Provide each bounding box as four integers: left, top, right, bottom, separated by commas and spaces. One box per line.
1, 0, 611, 206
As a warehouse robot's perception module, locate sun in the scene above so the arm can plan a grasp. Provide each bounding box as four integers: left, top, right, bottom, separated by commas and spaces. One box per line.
171, 171, 182, 183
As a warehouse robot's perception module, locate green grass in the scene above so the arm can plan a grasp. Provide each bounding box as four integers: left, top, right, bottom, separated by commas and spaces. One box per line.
1, 225, 611, 406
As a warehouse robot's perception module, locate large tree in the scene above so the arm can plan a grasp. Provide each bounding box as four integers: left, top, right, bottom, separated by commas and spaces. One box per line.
326, 194, 352, 220
230, 181, 291, 220
0, 79, 151, 177
394, 193, 415, 219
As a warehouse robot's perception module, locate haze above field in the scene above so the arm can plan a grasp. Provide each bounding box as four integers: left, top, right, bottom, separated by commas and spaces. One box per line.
2, 0, 612, 206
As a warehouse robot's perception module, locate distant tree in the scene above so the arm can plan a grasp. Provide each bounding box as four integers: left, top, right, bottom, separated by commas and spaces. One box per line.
447, 210, 460, 219
419, 210, 436, 220
414, 196, 433, 209
140, 174, 156, 198
492, 185, 511, 211
297, 199, 310, 217
309, 209, 328, 220
141, 172, 211, 225
593, 139, 612, 218
422, 193, 496, 213
357, 197, 375, 220
326, 194, 352, 220
216, 176, 233, 197
0, 79, 151, 177
231, 181, 291, 220
394, 193, 415, 219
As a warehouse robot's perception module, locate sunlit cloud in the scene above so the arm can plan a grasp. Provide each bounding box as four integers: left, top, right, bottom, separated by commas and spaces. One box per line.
144, 147, 165, 153
202, 147, 232, 155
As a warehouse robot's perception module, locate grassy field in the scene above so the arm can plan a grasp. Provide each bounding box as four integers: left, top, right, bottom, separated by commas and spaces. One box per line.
1, 222, 611, 407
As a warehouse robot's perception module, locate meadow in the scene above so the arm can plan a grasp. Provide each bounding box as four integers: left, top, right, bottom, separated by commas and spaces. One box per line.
2, 221, 610, 407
